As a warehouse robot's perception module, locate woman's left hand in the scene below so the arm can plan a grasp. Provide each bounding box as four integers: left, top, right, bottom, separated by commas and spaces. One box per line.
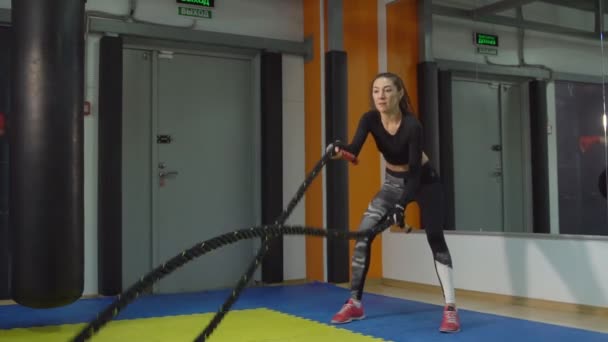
387, 204, 405, 228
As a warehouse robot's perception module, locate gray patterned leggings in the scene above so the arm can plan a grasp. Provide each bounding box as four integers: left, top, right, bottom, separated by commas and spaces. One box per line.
350, 165, 452, 300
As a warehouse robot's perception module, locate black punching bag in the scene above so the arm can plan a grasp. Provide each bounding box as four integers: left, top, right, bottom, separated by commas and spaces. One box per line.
10, 0, 85, 308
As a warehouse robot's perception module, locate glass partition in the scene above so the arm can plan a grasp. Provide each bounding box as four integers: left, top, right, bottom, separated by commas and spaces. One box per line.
431, 0, 608, 236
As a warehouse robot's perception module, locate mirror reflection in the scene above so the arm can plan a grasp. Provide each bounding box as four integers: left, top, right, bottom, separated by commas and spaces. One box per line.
430, 0, 608, 236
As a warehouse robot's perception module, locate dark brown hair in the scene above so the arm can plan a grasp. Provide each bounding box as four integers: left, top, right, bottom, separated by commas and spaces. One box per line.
369, 72, 414, 115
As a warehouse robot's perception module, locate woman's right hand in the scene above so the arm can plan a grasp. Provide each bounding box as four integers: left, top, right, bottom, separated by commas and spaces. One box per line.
328, 141, 358, 164
579, 135, 605, 153
330, 146, 344, 160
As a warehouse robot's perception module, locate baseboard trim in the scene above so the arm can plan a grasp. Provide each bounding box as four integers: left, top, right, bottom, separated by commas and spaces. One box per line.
276, 278, 310, 286
252, 278, 311, 287
0, 299, 14, 306
381, 278, 608, 316
0, 293, 103, 306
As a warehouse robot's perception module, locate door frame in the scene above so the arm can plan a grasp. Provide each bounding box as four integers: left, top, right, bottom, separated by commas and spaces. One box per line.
118, 38, 263, 292
0, 25, 11, 300
439, 70, 534, 233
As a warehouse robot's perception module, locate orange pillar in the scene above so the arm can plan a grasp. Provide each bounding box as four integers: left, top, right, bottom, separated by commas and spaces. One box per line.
303, 0, 325, 281
387, 0, 421, 231
343, 0, 382, 279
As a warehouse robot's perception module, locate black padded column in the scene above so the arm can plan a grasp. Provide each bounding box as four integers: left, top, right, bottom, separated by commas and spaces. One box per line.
529, 81, 550, 234
417, 62, 440, 170
0, 26, 11, 300
437, 70, 455, 230
10, 0, 85, 308
325, 50, 349, 283
260, 51, 283, 283
98, 36, 123, 295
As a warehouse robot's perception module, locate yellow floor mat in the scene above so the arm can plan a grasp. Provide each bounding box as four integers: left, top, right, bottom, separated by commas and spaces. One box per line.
0, 308, 386, 341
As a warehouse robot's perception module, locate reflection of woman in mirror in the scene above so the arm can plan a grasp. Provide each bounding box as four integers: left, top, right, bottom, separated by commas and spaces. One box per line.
579, 135, 606, 153
579, 135, 607, 199
0, 112, 5, 137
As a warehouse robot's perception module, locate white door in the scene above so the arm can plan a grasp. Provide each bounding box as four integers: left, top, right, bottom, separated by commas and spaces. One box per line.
500, 83, 528, 233
452, 78, 504, 232
153, 51, 256, 294
451, 78, 529, 233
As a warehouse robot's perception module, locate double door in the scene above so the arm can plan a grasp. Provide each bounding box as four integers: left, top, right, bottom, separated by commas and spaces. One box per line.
122, 48, 257, 293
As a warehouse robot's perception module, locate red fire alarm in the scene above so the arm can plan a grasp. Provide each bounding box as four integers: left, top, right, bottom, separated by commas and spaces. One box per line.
84, 101, 91, 116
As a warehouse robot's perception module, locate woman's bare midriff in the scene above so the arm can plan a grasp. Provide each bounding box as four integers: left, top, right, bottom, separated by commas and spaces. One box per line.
385, 152, 429, 172
386, 162, 409, 172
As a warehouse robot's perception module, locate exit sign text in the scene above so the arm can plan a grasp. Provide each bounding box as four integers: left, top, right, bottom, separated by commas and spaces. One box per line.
178, 6, 212, 19
474, 33, 499, 47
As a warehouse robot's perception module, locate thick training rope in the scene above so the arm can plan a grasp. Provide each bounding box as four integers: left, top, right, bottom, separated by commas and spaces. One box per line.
71, 144, 407, 342
192, 143, 352, 341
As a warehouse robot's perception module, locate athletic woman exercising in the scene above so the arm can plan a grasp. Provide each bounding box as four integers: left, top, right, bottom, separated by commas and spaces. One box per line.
329, 72, 460, 333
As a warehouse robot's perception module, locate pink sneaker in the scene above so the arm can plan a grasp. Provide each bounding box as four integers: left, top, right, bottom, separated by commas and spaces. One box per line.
331, 298, 365, 324
439, 305, 461, 333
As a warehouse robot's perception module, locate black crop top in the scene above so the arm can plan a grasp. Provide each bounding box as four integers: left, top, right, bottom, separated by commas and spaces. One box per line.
343, 110, 423, 206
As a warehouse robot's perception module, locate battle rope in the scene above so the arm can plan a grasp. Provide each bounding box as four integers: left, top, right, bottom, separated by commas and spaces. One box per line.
71, 144, 405, 342
193, 142, 361, 341
193, 143, 337, 341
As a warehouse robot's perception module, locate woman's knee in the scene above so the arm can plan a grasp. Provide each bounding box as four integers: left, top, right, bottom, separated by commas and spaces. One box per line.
426, 230, 452, 266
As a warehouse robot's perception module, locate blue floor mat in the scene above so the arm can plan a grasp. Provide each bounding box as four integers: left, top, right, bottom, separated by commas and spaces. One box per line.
1, 282, 607, 342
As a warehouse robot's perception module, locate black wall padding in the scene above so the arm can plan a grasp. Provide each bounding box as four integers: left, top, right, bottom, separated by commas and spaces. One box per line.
0, 26, 11, 300
529, 81, 550, 234
10, 0, 85, 308
98, 36, 123, 295
437, 70, 455, 230
260, 51, 284, 284
417, 62, 440, 170
324, 50, 349, 283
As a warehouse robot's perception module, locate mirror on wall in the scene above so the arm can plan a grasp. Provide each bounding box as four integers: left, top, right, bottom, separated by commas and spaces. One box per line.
429, 0, 608, 236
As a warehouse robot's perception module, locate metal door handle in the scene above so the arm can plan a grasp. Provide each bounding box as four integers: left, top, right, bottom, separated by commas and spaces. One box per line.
159, 171, 179, 177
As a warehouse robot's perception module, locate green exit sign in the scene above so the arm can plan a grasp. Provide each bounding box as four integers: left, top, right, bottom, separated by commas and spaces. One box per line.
176, 0, 214, 8
474, 32, 499, 47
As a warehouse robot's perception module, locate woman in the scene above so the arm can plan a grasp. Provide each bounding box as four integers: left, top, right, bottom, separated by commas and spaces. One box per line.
329, 72, 460, 333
